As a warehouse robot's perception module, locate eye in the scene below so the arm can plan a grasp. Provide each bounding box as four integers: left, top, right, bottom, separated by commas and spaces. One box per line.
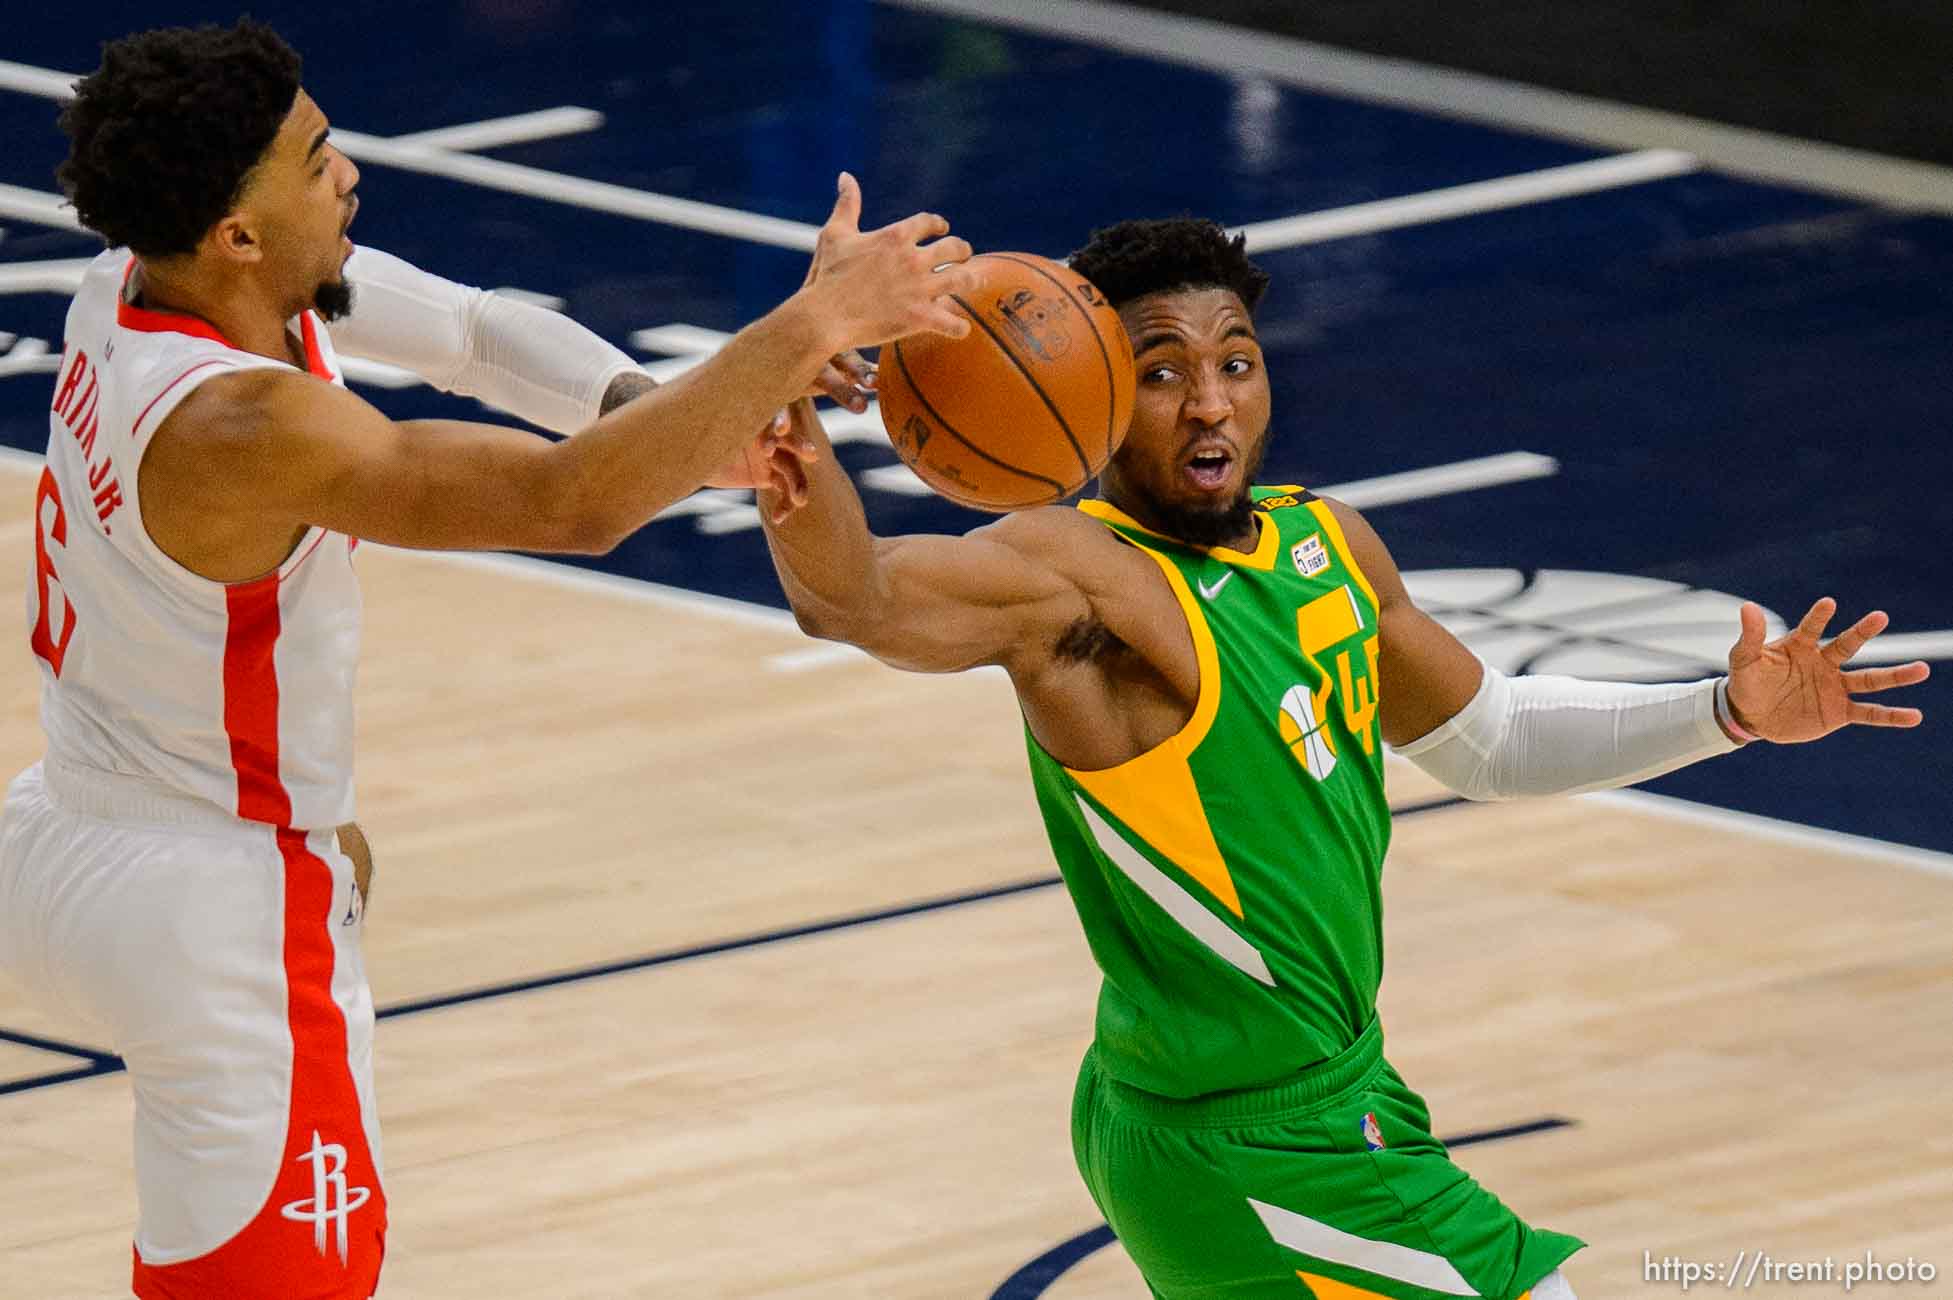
1222, 356, 1255, 377
1141, 365, 1179, 384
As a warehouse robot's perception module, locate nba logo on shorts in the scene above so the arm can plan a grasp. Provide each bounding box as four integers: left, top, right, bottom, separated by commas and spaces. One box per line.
1292, 534, 1331, 578
1361, 1112, 1386, 1151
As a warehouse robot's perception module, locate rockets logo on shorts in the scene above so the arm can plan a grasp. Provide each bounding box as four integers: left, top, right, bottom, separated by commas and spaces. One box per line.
280, 1131, 374, 1264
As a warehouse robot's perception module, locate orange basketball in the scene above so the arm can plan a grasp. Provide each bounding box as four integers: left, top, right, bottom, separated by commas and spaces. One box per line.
878, 252, 1135, 512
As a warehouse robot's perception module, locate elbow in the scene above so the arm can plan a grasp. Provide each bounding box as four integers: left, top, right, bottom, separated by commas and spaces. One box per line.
554, 511, 632, 556
787, 596, 861, 645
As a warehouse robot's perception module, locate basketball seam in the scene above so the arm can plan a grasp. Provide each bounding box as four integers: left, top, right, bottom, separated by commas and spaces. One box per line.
985, 252, 1123, 464
950, 287, 1093, 482
891, 337, 1069, 497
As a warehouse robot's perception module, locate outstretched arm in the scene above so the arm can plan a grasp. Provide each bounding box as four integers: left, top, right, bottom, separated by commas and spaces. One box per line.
329, 244, 879, 431
144, 176, 980, 579
755, 399, 1091, 675
1326, 498, 1928, 801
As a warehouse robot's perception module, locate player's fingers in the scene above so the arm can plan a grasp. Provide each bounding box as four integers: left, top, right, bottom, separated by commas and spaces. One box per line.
919, 235, 974, 267
812, 363, 869, 412
915, 299, 973, 340
767, 456, 810, 522
1842, 661, 1931, 693
824, 171, 863, 235
1729, 601, 1768, 669
931, 261, 983, 299
1823, 609, 1889, 664
782, 398, 824, 460
1792, 595, 1837, 642
830, 349, 874, 386
885, 210, 951, 245
1847, 701, 1924, 728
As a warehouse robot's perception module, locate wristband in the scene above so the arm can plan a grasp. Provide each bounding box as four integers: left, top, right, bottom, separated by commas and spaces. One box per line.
1714, 677, 1759, 744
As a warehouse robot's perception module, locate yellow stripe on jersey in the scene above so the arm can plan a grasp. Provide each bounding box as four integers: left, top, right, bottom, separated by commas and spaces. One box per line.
1064, 535, 1243, 918
1304, 499, 1380, 613
1076, 497, 1280, 571
1298, 1273, 1409, 1300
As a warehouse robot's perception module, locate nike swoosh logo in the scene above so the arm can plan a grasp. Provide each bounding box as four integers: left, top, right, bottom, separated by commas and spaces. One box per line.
1198, 572, 1233, 600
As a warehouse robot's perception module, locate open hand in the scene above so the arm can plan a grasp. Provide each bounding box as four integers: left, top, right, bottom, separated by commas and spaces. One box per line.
1725, 598, 1929, 743
803, 171, 978, 352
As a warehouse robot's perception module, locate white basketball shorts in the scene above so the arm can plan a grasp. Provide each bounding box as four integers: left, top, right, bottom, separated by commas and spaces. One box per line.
0, 759, 386, 1298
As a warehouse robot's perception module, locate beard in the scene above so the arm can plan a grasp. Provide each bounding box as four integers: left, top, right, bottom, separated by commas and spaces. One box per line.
313, 276, 354, 322
1119, 439, 1268, 547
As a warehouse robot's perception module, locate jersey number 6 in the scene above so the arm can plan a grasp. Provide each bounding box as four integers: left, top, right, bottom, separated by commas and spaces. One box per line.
31, 468, 76, 678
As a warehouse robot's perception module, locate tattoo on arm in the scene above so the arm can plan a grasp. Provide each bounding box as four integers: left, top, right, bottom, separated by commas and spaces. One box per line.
599, 369, 658, 415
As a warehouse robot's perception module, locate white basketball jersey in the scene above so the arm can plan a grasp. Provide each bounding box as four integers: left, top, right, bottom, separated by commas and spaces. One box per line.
29, 250, 361, 829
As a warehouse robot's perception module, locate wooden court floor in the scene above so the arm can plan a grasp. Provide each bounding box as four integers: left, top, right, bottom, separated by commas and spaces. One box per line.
2, 458, 1949, 1298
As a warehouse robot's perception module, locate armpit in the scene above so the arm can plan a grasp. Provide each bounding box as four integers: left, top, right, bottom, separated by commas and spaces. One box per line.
1054, 614, 1128, 664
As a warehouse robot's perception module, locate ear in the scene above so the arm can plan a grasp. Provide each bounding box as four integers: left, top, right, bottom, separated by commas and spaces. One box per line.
205, 212, 264, 266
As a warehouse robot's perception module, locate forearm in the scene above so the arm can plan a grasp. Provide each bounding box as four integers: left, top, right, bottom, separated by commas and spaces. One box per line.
551, 295, 835, 543
1395, 664, 1741, 800
757, 401, 889, 639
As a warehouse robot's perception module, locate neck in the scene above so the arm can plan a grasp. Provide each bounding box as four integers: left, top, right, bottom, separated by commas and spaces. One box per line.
136, 259, 303, 362
1103, 484, 1259, 553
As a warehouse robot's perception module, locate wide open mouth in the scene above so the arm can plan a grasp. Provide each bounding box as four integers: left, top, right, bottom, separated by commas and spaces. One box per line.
1182, 441, 1236, 491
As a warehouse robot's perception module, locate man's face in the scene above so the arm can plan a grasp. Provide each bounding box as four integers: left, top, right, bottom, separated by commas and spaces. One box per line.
234, 89, 361, 318
1099, 286, 1271, 546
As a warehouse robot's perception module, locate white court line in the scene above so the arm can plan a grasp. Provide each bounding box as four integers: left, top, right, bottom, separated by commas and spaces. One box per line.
0, 452, 1939, 871
883, 0, 1953, 214
1238, 151, 1699, 251
1583, 789, 1953, 882
1320, 451, 1559, 510
0, 58, 76, 99
1851, 632, 1953, 666
0, 182, 82, 233
0, 62, 820, 251
332, 130, 820, 251
630, 325, 735, 354
0, 258, 96, 294
391, 106, 604, 151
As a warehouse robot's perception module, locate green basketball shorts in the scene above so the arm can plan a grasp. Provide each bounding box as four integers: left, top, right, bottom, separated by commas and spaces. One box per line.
1070, 1018, 1583, 1300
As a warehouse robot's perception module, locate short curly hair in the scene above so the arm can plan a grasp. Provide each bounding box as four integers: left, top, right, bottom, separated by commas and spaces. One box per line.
57, 19, 303, 258
1068, 217, 1271, 314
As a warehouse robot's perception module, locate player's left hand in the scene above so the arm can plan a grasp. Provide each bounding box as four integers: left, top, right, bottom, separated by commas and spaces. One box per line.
703, 410, 818, 521
1725, 598, 1929, 743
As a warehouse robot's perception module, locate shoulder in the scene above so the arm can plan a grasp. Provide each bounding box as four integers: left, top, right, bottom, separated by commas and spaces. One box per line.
1313, 494, 1410, 604
159, 364, 359, 464
974, 502, 1118, 551
972, 503, 1153, 584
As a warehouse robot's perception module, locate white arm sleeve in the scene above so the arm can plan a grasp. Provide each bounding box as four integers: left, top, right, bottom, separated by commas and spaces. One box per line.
1393, 661, 1741, 800
328, 244, 641, 435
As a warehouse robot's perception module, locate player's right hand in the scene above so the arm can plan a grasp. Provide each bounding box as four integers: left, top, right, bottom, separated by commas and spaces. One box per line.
804, 172, 977, 352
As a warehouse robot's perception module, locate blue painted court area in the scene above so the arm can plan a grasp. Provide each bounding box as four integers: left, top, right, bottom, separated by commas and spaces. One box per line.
3, 0, 1947, 857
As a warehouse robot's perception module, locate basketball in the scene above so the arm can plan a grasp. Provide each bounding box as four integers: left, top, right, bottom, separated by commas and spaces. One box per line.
878, 252, 1135, 512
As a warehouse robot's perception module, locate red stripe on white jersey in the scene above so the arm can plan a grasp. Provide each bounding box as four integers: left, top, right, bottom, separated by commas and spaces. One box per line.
222, 573, 291, 826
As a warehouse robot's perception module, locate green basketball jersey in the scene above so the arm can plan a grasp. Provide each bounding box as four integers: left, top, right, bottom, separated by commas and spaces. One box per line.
1026, 487, 1393, 1098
